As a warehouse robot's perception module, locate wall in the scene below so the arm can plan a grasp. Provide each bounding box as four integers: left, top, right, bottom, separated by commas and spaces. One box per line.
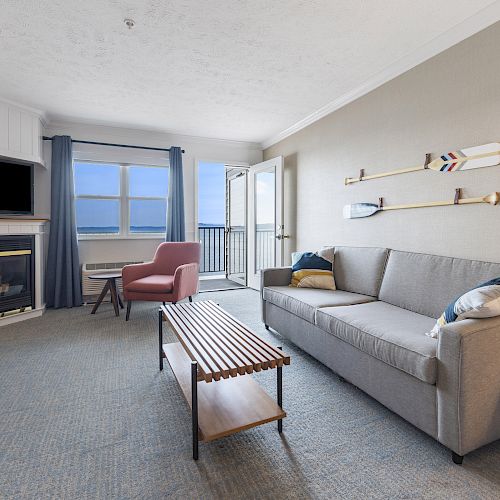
264, 22, 500, 263
42, 121, 262, 264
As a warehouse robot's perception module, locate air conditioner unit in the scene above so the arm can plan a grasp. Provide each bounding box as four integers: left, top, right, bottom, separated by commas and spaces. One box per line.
81, 261, 142, 301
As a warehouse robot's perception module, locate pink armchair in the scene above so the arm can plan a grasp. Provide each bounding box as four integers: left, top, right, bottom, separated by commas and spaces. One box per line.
122, 242, 201, 320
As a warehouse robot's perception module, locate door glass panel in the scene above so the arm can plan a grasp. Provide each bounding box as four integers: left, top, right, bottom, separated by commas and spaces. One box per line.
255, 169, 275, 271
228, 174, 246, 284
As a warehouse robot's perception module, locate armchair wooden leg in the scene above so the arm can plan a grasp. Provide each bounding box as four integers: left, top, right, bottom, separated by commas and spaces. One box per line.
189, 296, 193, 303
452, 452, 464, 465
126, 301, 132, 321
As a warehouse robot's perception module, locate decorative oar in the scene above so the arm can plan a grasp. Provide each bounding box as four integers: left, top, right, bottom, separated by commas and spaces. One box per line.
345, 143, 500, 185
343, 190, 500, 219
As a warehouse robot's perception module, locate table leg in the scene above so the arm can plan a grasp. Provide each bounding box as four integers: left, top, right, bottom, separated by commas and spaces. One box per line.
117, 292, 124, 309
109, 279, 119, 316
192, 361, 199, 460
158, 309, 163, 371
277, 345, 283, 434
91, 281, 110, 314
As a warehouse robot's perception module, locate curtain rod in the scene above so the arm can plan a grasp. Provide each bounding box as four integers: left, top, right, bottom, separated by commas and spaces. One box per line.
42, 136, 185, 153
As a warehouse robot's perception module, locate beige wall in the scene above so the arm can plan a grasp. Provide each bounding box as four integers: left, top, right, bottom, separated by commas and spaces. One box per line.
265, 22, 500, 263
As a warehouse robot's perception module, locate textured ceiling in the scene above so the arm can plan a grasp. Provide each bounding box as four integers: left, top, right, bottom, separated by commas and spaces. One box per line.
0, 1, 498, 143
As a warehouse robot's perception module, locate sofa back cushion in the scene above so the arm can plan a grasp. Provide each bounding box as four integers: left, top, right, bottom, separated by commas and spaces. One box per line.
333, 246, 389, 297
379, 250, 500, 318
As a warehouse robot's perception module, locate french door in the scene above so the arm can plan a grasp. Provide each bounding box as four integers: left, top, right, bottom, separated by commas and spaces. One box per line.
226, 169, 247, 285
247, 157, 285, 290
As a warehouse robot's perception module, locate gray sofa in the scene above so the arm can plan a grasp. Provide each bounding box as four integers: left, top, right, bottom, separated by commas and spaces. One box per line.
261, 246, 500, 464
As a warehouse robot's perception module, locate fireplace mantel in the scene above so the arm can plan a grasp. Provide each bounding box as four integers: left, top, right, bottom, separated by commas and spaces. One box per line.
0, 218, 48, 325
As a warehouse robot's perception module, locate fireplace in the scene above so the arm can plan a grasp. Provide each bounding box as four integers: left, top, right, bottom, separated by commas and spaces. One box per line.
0, 235, 35, 316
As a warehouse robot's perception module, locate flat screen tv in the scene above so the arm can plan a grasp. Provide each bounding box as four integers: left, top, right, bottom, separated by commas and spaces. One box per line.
0, 160, 34, 215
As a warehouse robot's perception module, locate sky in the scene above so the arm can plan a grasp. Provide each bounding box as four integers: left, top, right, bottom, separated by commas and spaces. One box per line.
74, 163, 169, 230
74, 161, 226, 231
198, 161, 225, 225
74, 161, 273, 232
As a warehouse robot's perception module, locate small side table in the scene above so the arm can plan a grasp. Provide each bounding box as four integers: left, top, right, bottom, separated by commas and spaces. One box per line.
89, 272, 124, 316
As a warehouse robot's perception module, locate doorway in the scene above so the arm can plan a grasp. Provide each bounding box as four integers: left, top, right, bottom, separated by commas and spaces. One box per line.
197, 162, 246, 291
197, 157, 285, 292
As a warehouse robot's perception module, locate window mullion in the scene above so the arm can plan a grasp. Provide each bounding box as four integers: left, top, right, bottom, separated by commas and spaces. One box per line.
121, 165, 128, 237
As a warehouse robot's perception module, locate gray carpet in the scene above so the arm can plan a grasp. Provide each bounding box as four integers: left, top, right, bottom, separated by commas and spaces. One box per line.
0, 289, 499, 499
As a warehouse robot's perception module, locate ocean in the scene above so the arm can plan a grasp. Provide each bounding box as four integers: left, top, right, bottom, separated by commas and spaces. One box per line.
78, 226, 166, 234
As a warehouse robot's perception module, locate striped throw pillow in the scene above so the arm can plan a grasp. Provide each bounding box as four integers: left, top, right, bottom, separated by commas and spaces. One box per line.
290, 251, 336, 290
427, 277, 500, 338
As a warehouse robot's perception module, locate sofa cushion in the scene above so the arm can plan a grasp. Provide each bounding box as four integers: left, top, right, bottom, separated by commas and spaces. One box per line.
263, 286, 376, 324
379, 250, 500, 318
125, 274, 174, 293
316, 301, 437, 384
333, 246, 389, 297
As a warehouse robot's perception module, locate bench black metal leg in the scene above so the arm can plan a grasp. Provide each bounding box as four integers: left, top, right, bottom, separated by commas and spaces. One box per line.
192, 361, 199, 460
158, 309, 163, 371
277, 345, 283, 433
452, 452, 464, 465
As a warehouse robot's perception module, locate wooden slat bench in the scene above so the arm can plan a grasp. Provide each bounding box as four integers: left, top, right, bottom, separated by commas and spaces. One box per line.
159, 300, 290, 459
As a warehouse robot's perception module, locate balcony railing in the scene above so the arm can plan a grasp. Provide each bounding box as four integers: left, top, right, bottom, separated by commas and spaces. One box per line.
199, 226, 225, 273
199, 226, 275, 275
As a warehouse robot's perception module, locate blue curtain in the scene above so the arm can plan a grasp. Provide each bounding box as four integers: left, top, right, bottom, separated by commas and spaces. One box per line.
45, 136, 82, 308
166, 146, 185, 241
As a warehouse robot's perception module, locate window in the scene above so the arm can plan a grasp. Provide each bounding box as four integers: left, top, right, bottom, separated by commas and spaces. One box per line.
74, 161, 169, 237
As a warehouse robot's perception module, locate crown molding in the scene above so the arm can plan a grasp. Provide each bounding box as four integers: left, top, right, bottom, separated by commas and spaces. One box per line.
261, 1, 500, 149
45, 118, 262, 150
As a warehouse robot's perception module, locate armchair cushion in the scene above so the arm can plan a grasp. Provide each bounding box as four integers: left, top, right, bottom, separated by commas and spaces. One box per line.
125, 274, 174, 293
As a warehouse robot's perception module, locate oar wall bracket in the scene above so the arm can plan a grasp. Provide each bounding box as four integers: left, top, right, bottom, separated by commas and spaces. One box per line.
454, 188, 462, 205
423, 153, 432, 169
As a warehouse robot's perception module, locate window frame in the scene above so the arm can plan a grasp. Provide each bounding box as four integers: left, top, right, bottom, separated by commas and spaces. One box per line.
74, 160, 169, 240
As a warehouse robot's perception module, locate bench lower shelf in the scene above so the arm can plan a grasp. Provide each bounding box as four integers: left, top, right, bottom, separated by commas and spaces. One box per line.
163, 342, 286, 442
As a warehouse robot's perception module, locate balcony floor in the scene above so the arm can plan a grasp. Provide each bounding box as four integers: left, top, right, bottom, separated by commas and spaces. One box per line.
199, 278, 246, 292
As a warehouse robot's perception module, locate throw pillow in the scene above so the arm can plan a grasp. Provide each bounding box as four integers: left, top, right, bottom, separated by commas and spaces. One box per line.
290, 251, 336, 290
427, 277, 500, 338
291, 246, 334, 266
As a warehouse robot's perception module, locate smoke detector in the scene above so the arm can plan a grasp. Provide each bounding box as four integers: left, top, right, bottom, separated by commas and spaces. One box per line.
124, 18, 136, 29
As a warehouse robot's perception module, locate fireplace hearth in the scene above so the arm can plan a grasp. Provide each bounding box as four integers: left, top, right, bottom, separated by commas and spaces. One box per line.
0, 235, 35, 316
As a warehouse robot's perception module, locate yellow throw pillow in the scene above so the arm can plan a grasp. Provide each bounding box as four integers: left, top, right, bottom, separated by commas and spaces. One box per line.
290, 269, 336, 290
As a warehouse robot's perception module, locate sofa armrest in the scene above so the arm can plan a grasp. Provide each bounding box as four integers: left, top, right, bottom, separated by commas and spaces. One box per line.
260, 267, 292, 324
436, 316, 500, 455
171, 263, 199, 302
122, 261, 157, 287
261, 267, 292, 292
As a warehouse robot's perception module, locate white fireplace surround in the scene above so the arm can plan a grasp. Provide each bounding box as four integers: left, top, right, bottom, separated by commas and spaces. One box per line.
0, 219, 48, 325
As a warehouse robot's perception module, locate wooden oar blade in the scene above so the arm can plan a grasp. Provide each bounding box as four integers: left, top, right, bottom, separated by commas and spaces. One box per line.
431, 142, 500, 172
343, 203, 379, 219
